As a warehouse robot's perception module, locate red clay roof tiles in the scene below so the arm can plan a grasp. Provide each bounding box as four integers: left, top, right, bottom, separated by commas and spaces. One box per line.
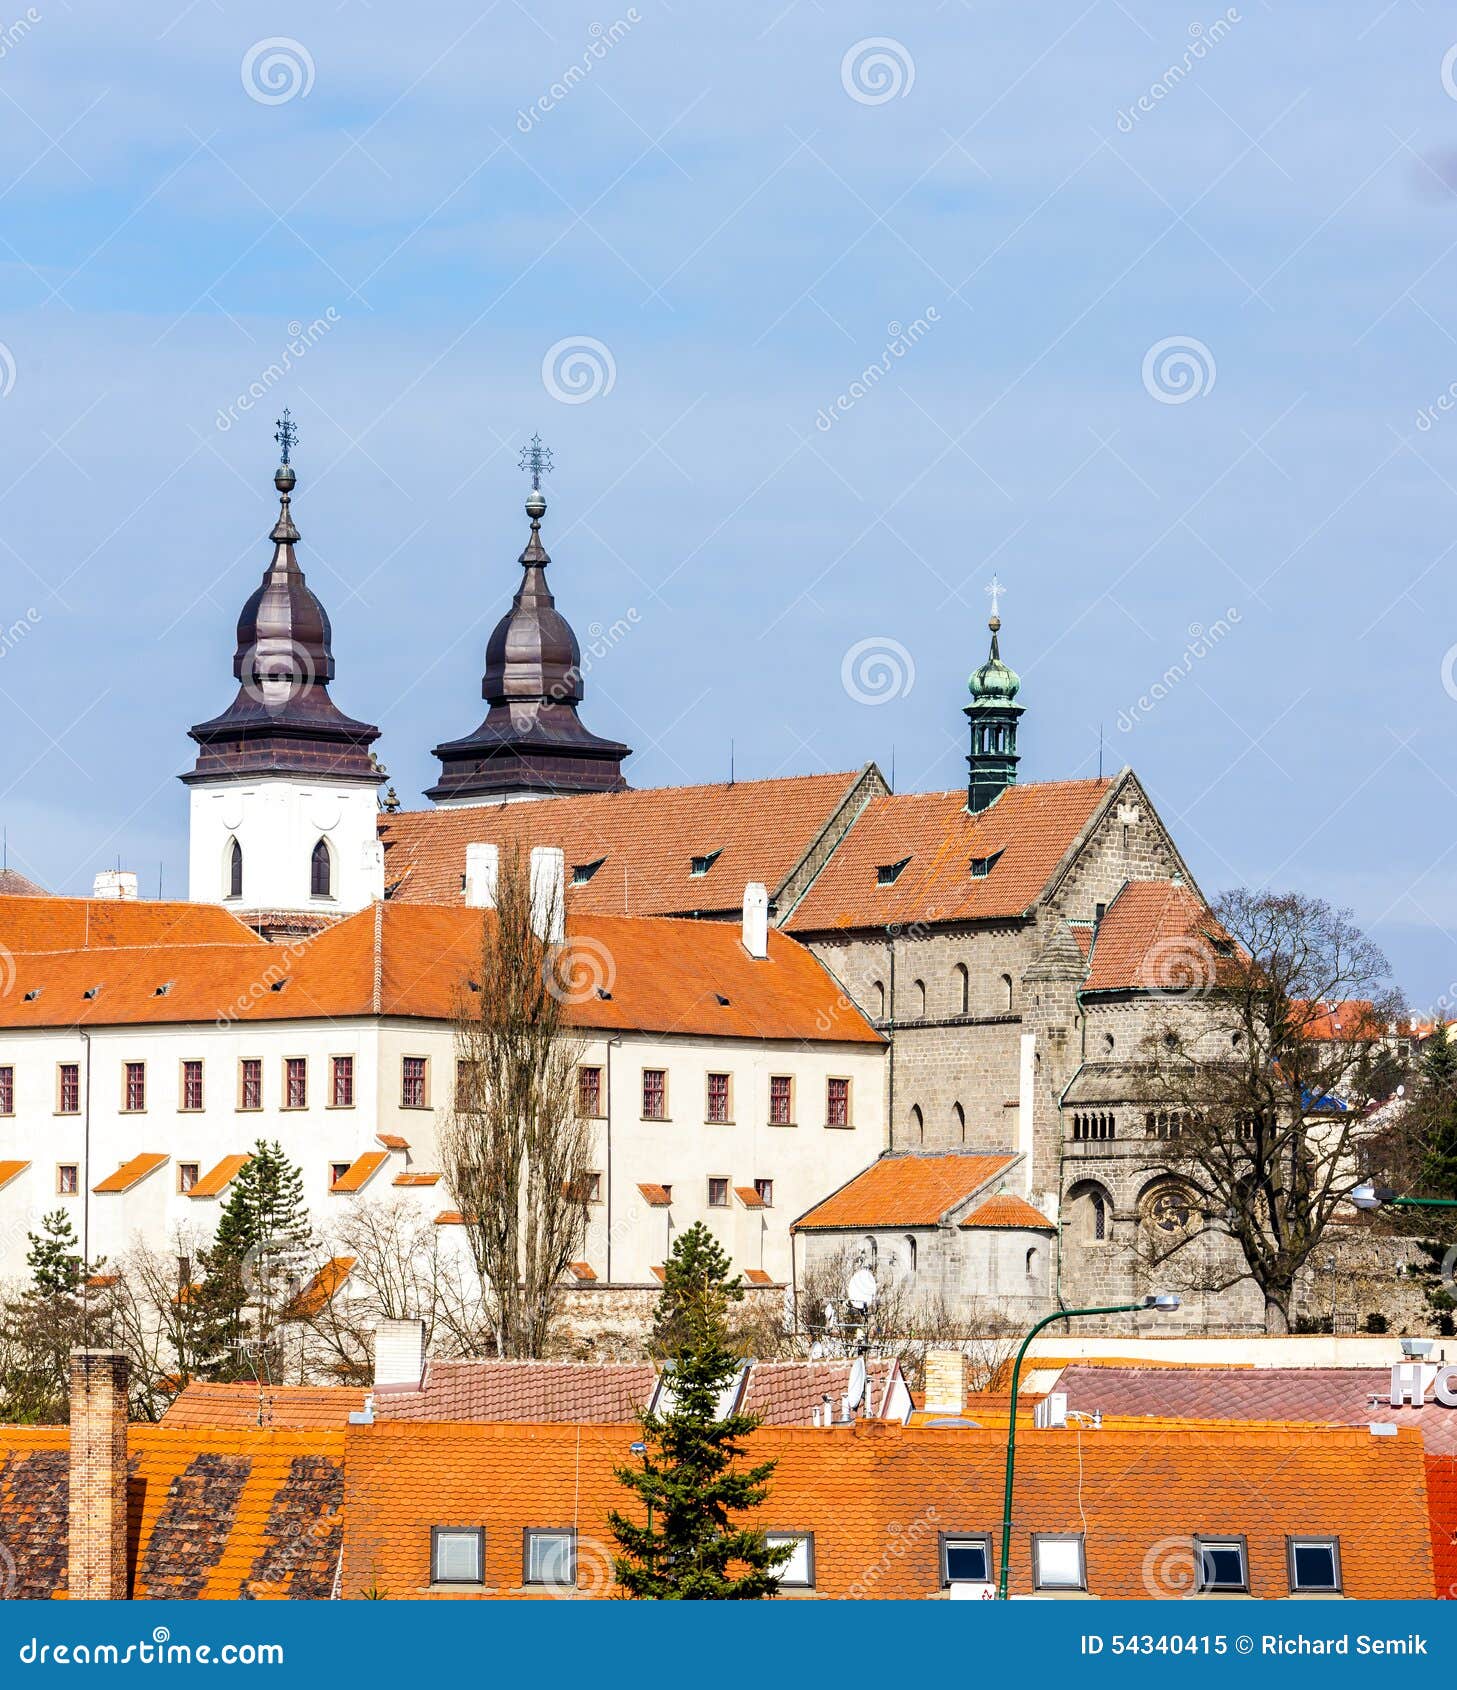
793, 1151, 1017, 1230
92, 1152, 168, 1194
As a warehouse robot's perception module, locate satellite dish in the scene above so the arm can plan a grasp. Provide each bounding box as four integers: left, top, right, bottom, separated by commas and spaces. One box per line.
809, 1341, 825, 1360
847, 1355, 868, 1409
847, 1267, 878, 1308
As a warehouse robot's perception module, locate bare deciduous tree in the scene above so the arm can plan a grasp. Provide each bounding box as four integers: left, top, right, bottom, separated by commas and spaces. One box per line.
1139, 888, 1404, 1334
439, 845, 595, 1358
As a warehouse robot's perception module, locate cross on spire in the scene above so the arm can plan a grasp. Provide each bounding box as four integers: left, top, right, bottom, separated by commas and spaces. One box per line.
985, 575, 1005, 622
519, 433, 553, 491
274, 408, 298, 466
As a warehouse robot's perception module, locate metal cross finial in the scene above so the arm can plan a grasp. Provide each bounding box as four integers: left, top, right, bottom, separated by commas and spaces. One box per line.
519, 433, 553, 491
275, 408, 298, 466
986, 575, 1005, 620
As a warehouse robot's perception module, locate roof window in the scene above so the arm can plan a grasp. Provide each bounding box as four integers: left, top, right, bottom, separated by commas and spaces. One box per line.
690, 849, 723, 877
23, 988, 40, 1002
154, 982, 173, 997
83, 985, 101, 1000
572, 857, 606, 885
969, 849, 1004, 879
1195, 1536, 1248, 1593
877, 857, 910, 886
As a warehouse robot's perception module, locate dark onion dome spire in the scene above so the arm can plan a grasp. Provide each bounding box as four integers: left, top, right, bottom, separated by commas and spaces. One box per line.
183, 417, 380, 783
426, 436, 630, 804
965, 577, 1024, 814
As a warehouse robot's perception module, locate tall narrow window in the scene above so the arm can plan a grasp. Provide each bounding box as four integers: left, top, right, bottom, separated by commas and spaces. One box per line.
913, 978, 926, 1018
1091, 1190, 1106, 1241
57, 1163, 78, 1195
181, 1060, 203, 1111
910, 1103, 924, 1144
642, 1068, 666, 1120
769, 1075, 793, 1125
239, 1058, 262, 1110
0, 1065, 12, 1114
285, 1057, 307, 1109
58, 1063, 80, 1115
706, 1072, 730, 1123
578, 1065, 602, 1117
952, 1101, 966, 1142
331, 1055, 354, 1108
401, 1056, 428, 1108
310, 838, 332, 898
827, 1077, 849, 1127
124, 1062, 146, 1112
953, 963, 969, 1016
1001, 973, 1014, 1011
226, 837, 243, 899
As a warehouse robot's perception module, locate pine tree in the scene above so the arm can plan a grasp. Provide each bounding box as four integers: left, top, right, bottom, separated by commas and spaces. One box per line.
26, 1209, 83, 1295
609, 1223, 790, 1599
212, 1139, 308, 1264
1420, 1030, 1457, 1199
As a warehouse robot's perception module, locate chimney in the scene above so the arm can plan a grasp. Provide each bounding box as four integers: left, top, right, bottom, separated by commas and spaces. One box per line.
922, 1349, 966, 1417
373, 1317, 427, 1389
362, 839, 386, 902
742, 882, 768, 959
68, 1350, 130, 1599
529, 846, 565, 943
91, 870, 137, 902
463, 843, 499, 909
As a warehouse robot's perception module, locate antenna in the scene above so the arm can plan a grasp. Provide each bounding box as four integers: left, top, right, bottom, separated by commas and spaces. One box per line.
890, 744, 896, 792
847, 1354, 868, 1413
1098, 722, 1104, 780
730, 739, 735, 786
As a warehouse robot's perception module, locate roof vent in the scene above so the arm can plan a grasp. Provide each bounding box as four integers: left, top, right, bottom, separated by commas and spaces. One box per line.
715, 993, 731, 1007
269, 979, 287, 993
83, 986, 100, 1000
154, 982, 172, 997
877, 857, 910, 886
690, 849, 723, 878
572, 857, 606, 886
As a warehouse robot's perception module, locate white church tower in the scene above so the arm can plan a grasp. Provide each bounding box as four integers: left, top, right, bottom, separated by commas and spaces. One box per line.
182, 413, 384, 936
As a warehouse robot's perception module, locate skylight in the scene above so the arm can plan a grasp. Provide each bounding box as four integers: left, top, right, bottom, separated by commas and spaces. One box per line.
690, 849, 723, 877
969, 849, 1004, 879
572, 857, 606, 885
876, 857, 910, 886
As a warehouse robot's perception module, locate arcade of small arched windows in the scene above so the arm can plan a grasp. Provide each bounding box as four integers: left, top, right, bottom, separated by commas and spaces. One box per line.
1071, 1111, 1115, 1141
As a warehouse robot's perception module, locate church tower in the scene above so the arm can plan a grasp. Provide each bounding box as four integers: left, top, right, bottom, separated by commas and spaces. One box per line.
426, 437, 631, 806
965, 581, 1023, 813
182, 414, 385, 927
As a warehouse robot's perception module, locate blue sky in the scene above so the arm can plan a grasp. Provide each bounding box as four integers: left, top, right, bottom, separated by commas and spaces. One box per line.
2, 1, 1457, 1007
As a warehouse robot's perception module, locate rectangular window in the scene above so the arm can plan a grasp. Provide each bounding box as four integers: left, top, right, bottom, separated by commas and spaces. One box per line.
456, 1057, 474, 1110
766, 1532, 814, 1589
57, 1063, 80, 1115
329, 1161, 352, 1188
708, 1177, 729, 1207
57, 1163, 78, 1195
706, 1072, 730, 1123
827, 1076, 850, 1127
331, 1055, 354, 1108
1287, 1537, 1340, 1594
642, 1069, 666, 1120
769, 1074, 793, 1125
402, 1056, 428, 1109
239, 1058, 262, 1111
181, 1060, 203, 1112
431, 1527, 484, 1587
123, 1061, 146, 1112
1195, 1537, 1248, 1593
1033, 1534, 1086, 1590
578, 1065, 602, 1117
177, 1162, 199, 1194
523, 1528, 576, 1588
941, 1534, 992, 1586
754, 1177, 774, 1208
0, 1065, 12, 1114
285, 1058, 307, 1110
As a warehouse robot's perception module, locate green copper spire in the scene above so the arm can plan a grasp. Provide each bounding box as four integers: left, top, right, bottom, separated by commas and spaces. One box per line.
966, 578, 1023, 813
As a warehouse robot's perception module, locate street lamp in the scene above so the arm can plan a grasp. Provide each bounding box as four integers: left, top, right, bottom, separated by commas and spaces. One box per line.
1351, 1184, 1457, 1212
997, 1293, 1181, 1601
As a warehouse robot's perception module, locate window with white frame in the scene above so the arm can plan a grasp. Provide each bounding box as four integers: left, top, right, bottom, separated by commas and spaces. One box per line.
1287, 1537, 1340, 1594
431, 1527, 483, 1586
1195, 1537, 1248, 1593
766, 1532, 814, 1588
1032, 1534, 1086, 1590
941, 1534, 992, 1587
523, 1528, 576, 1587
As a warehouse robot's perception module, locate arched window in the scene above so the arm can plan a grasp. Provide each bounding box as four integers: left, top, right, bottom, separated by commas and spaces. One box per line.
860, 1235, 878, 1269
870, 980, 885, 1019
913, 978, 926, 1019
1001, 973, 1014, 1012
904, 1235, 917, 1275
225, 837, 242, 900
952, 1101, 965, 1143
953, 963, 969, 1016
310, 838, 333, 899
910, 1103, 924, 1145
1025, 1246, 1040, 1280
1091, 1190, 1106, 1241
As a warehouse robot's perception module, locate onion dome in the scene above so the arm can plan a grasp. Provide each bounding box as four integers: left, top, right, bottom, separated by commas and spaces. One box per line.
969, 615, 1021, 703
427, 437, 630, 804
965, 587, 1024, 815
183, 426, 380, 784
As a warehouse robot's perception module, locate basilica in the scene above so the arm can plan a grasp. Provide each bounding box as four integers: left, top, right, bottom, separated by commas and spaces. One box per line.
0, 422, 1262, 1329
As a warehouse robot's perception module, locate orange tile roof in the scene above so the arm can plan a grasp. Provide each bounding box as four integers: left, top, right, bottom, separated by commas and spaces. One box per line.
0, 900, 880, 1047
188, 1154, 251, 1199
1083, 879, 1237, 994
637, 1182, 672, 1207
376, 1360, 656, 1424
793, 1151, 1016, 1231
435, 1210, 468, 1226
338, 1418, 1434, 1600
330, 1151, 387, 1195
566, 1261, 596, 1281
0, 895, 264, 953
376, 1133, 409, 1150
648, 1265, 666, 1283
92, 1152, 168, 1194
283, 1256, 355, 1320
0, 1159, 28, 1191
961, 1192, 1054, 1230
392, 1171, 441, 1187
378, 771, 867, 913
784, 779, 1111, 932
163, 1383, 367, 1430
743, 1268, 775, 1285
734, 1184, 767, 1210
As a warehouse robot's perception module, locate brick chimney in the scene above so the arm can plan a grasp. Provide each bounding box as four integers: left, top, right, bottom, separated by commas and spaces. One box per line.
68, 1350, 130, 1599
922, 1349, 966, 1417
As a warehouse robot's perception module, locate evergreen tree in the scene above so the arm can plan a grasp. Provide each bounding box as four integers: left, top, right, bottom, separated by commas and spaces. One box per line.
609, 1223, 790, 1599
1419, 1031, 1457, 1199
26, 1209, 83, 1295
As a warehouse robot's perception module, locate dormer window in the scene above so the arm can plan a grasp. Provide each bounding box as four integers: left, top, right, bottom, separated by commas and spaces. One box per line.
877, 857, 910, 886
82, 986, 100, 1001
690, 849, 723, 877
23, 988, 40, 1002
154, 982, 172, 997
572, 857, 606, 886
969, 850, 1004, 879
